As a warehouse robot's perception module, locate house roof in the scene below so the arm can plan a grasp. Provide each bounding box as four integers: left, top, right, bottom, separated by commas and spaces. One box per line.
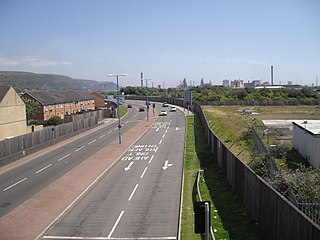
0, 85, 10, 102
23, 90, 94, 105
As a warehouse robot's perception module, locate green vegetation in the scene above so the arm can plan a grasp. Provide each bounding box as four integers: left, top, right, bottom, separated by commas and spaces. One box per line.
119, 86, 185, 98
119, 105, 127, 117
181, 115, 262, 239
0, 71, 117, 91
24, 99, 40, 123
47, 116, 63, 125
191, 86, 319, 104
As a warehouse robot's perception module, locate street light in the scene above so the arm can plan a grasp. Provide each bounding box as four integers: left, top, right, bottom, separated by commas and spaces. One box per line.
152, 81, 155, 115
108, 73, 127, 144
145, 78, 152, 121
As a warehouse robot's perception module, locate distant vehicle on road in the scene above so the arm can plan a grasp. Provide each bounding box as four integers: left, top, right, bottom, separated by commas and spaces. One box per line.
170, 107, 177, 112
127, 104, 132, 108
159, 110, 168, 116
139, 107, 145, 112
163, 102, 168, 107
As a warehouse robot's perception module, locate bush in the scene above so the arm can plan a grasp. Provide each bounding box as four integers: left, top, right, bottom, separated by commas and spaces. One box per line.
47, 116, 63, 126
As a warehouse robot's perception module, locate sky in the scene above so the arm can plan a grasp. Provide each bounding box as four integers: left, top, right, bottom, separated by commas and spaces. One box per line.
0, 0, 319, 87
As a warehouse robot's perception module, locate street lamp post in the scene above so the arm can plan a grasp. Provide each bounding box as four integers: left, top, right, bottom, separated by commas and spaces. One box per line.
145, 78, 152, 121
108, 73, 127, 144
152, 81, 155, 115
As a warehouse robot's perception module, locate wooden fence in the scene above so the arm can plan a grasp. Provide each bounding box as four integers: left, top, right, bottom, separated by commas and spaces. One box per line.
0, 110, 103, 167
125, 95, 320, 239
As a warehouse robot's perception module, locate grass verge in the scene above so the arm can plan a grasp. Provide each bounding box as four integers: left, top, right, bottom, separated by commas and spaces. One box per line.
181, 115, 263, 240
120, 105, 128, 117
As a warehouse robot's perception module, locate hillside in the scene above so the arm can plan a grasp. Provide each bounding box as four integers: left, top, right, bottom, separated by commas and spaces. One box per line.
0, 71, 117, 92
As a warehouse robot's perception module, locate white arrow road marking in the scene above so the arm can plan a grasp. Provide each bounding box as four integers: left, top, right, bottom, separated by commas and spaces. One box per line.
124, 162, 134, 171
176, 127, 179, 130
162, 160, 173, 170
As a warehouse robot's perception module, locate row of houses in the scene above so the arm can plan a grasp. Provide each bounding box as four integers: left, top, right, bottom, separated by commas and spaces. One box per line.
0, 86, 116, 141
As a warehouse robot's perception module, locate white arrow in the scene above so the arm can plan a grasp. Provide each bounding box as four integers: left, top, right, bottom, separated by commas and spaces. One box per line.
162, 160, 173, 170
175, 127, 179, 131
124, 162, 134, 171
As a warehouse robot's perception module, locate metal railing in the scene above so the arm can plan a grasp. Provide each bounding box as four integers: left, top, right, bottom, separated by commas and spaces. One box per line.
197, 170, 216, 240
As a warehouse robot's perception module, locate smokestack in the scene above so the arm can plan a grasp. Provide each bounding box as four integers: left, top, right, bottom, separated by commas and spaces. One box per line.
141, 72, 143, 87
271, 66, 274, 85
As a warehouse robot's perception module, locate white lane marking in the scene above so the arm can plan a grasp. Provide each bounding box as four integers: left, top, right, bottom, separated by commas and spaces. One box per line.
107, 210, 125, 238
3, 177, 27, 191
165, 129, 168, 133
156, 128, 159, 132
36, 164, 52, 174
148, 155, 154, 164
128, 184, 139, 201
107, 130, 112, 134
99, 134, 106, 139
43, 236, 176, 239
114, 127, 118, 131
159, 139, 162, 145
124, 162, 134, 171
134, 112, 139, 118
155, 146, 159, 153
162, 160, 173, 170
88, 139, 96, 145
140, 167, 148, 179
58, 153, 71, 162
176, 127, 179, 131
75, 146, 85, 152
162, 134, 165, 139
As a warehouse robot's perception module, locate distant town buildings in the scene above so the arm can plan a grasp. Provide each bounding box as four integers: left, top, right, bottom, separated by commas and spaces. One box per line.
230, 79, 244, 88
222, 79, 229, 87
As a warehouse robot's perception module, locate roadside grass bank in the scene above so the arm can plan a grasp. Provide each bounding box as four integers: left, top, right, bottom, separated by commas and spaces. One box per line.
181, 115, 263, 240
120, 105, 128, 117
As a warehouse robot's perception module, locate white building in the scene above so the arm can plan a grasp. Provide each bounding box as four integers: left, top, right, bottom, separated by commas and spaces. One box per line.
292, 120, 320, 168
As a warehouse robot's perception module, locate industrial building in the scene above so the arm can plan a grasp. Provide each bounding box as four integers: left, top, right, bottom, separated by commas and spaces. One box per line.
292, 120, 320, 168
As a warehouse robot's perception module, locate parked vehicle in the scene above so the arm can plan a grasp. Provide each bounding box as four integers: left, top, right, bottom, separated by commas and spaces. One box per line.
139, 107, 145, 112
127, 104, 132, 108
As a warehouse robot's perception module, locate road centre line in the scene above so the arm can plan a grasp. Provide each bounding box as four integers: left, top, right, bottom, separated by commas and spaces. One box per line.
162, 134, 165, 139
3, 177, 27, 191
114, 127, 118, 131
155, 146, 159, 153
159, 139, 162, 145
165, 129, 168, 133
128, 184, 139, 201
140, 167, 148, 179
88, 139, 97, 145
107, 210, 125, 238
107, 130, 112, 134
58, 153, 71, 162
75, 146, 85, 152
99, 134, 106, 139
148, 155, 154, 164
35, 164, 52, 174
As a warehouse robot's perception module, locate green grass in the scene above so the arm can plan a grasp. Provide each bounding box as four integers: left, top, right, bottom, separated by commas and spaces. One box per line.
181, 115, 263, 240
119, 105, 128, 117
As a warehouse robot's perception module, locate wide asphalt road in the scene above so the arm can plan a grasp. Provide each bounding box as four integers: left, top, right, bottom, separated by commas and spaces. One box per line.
41, 106, 186, 240
0, 103, 146, 218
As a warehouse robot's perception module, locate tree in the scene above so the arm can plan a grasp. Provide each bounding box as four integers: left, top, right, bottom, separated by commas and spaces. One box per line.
25, 100, 40, 122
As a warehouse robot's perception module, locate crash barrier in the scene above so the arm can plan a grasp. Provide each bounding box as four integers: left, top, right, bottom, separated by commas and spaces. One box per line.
196, 170, 215, 240
0, 110, 103, 167
125, 95, 320, 239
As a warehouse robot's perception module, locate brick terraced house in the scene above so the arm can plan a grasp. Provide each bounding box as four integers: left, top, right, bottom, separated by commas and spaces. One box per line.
21, 90, 95, 122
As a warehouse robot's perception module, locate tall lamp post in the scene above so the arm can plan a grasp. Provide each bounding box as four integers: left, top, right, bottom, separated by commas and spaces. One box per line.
152, 81, 155, 115
145, 78, 152, 121
108, 73, 127, 144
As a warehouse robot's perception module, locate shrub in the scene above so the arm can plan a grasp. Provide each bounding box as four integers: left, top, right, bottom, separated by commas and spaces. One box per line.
47, 116, 63, 126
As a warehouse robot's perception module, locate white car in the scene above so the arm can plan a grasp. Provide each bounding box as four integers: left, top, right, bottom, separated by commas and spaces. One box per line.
159, 110, 168, 116
170, 107, 177, 112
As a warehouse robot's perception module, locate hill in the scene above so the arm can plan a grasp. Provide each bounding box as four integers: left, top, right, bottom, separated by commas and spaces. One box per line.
0, 71, 117, 92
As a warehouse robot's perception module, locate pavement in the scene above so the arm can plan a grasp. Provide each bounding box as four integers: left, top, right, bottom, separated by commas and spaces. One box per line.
0, 115, 158, 240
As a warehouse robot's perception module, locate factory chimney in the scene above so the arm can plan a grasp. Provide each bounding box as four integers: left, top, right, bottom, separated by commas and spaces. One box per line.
141, 72, 143, 87
271, 66, 274, 85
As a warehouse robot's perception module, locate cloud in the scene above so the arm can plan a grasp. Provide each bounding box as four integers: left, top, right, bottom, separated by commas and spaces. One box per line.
0, 53, 19, 66
0, 53, 72, 67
